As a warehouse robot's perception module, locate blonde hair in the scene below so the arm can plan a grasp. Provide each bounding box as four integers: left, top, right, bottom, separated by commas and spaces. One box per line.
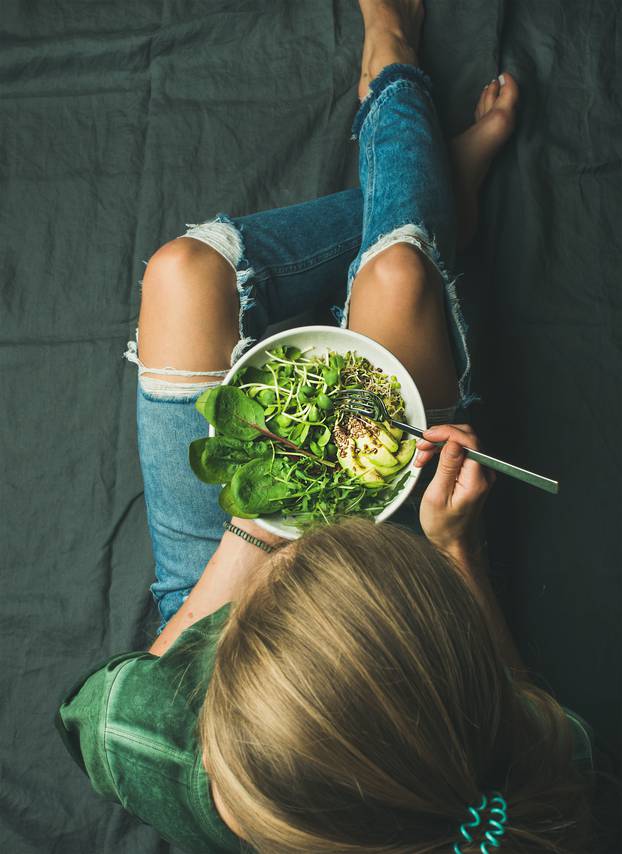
200, 519, 591, 853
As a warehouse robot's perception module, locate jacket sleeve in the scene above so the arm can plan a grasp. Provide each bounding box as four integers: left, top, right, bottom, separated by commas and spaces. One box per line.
55, 652, 152, 800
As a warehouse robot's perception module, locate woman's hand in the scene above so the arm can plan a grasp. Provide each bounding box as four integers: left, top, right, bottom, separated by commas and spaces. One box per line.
416, 424, 495, 563
416, 426, 527, 676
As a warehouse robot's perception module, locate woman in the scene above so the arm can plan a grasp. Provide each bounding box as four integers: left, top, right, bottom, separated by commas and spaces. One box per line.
57, 2, 594, 851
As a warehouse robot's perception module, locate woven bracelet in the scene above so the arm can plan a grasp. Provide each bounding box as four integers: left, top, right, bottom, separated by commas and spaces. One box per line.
223, 521, 275, 553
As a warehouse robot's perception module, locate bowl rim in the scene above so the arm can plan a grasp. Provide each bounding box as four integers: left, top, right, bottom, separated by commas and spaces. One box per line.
212, 325, 426, 539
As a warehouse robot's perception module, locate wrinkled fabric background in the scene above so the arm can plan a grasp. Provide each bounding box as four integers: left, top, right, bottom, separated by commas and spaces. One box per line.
1, 1, 620, 852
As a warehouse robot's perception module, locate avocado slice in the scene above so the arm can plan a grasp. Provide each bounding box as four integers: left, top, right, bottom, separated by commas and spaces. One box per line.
360, 455, 400, 478
348, 418, 399, 466
395, 438, 416, 467
338, 446, 368, 478
383, 421, 403, 441
353, 435, 397, 468
374, 427, 399, 453
359, 467, 385, 488
360, 438, 416, 478
334, 425, 368, 477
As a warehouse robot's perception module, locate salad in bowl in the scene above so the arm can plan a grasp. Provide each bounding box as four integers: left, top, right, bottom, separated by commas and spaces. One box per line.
189, 326, 426, 538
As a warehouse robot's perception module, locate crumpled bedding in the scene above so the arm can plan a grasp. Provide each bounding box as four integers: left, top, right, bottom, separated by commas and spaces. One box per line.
1, 1, 619, 852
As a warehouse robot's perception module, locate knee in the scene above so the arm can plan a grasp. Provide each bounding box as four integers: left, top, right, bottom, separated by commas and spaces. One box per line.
361, 243, 443, 312
141, 239, 238, 321
144, 237, 218, 287
363, 243, 426, 290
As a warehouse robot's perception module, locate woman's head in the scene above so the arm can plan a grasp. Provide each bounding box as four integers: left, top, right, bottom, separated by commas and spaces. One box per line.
201, 519, 590, 853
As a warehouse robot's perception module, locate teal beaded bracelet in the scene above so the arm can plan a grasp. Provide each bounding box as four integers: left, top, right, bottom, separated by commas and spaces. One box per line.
223, 521, 275, 553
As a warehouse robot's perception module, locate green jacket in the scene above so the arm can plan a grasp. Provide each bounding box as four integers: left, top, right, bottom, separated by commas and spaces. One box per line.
57, 603, 240, 853
56, 602, 594, 854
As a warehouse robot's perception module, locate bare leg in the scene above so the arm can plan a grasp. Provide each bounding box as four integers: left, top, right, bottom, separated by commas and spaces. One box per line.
349, 245, 459, 408
452, 75, 520, 248
138, 238, 238, 381
357, 0, 423, 100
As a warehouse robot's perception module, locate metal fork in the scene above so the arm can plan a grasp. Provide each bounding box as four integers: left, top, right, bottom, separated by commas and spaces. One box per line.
332, 389, 559, 494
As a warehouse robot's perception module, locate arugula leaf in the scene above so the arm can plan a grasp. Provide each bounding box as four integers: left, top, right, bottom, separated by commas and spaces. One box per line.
195, 386, 266, 439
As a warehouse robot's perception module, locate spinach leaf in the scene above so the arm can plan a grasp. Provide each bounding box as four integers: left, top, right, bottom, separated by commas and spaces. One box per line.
189, 436, 271, 484
218, 483, 259, 518
242, 366, 273, 386
195, 386, 266, 439
230, 458, 292, 514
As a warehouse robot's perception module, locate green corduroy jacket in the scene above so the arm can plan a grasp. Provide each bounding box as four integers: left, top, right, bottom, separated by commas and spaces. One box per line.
56, 602, 594, 854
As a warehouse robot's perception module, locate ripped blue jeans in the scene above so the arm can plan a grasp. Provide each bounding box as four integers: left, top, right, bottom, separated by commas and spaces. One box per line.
125, 65, 475, 629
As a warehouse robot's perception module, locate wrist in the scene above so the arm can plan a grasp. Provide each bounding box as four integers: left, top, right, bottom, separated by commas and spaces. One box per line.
437, 536, 488, 577
229, 517, 286, 548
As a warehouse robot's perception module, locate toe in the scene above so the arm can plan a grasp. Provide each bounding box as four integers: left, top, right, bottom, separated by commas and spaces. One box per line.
483, 77, 500, 112
496, 72, 520, 109
475, 85, 488, 121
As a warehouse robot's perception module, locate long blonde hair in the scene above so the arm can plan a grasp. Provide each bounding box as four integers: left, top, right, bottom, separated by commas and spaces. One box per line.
200, 519, 591, 853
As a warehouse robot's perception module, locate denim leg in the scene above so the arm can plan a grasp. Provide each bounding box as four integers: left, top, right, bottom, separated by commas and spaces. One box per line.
341, 63, 475, 413
136, 384, 228, 630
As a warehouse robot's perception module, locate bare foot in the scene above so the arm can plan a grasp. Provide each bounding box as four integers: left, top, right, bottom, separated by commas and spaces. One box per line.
358, 0, 424, 101
451, 73, 520, 248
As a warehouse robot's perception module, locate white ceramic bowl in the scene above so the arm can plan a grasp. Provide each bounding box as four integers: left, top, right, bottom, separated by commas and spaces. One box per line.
214, 326, 426, 539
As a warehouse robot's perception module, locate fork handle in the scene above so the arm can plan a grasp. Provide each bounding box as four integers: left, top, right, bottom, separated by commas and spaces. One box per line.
389, 420, 559, 494
461, 448, 559, 494
390, 419, 427, 440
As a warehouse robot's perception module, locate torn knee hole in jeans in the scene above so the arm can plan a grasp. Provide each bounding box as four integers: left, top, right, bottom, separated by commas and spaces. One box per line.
357, 223, 438, 273
123, 337, 228, 398
124, 217, 260, 398
336, 223, 476, 412
338, 223, 447, 330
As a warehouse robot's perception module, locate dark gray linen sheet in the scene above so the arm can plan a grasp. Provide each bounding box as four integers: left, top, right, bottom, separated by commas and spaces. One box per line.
2, 1, 620, 851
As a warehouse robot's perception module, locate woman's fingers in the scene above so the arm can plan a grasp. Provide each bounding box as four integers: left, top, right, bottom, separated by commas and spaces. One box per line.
454, 452, 491, 499
425, 426, 490, 497
414, 424, 477, 468
429, 440, 467, 500
414, 446, 436, 467
423, 423, 480, 449
416, 423, 493, 499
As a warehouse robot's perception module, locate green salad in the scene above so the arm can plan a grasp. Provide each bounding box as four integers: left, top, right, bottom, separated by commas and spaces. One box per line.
189, 346, 416, 527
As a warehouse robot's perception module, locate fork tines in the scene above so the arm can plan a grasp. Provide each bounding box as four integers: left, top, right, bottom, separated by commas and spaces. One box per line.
332, 389, 377, 399
332, 389, 377, 417
343, 405, 376, 416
